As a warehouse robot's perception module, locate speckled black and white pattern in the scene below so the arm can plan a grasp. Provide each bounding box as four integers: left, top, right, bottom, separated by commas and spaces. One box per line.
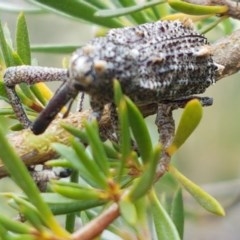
69, 20, 218, 108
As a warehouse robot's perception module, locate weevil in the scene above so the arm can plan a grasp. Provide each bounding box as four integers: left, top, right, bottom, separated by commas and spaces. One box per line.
3, 20, 222, 135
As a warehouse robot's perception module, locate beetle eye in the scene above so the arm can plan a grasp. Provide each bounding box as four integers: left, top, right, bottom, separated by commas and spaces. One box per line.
70, 56, 94, 87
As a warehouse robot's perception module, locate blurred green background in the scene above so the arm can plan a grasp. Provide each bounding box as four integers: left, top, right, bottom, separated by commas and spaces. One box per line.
1, 0, 240, 239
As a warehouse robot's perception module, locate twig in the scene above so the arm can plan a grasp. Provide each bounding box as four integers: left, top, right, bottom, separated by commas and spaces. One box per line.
71, 203, 120, 240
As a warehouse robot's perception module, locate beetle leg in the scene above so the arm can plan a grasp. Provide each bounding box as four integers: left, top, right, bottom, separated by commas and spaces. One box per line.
3, 66, 68, 129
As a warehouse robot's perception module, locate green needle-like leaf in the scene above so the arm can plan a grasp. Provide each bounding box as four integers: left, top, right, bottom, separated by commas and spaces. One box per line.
46, 158, 74, 168
95, 0, 165, 18
51, 181, 104, 201
126, 96, 153, 164
119, 199, 137, 226
129, 144, 161, 201
0, 2, 41, 13
200, 16, 228, 34
113, 79, 123, 107
14, 200, 44, 231
117, 0, 149, 24
114, 80, 131, 180
16, 13, 31, 65
169, 165, 225, 216
118, 99, 131, 178
15, 13, 50, 105
0, 214, 32, 234
28, 0, 123, 28
31, 44, 79, 54
168, 0, 228, 15
62, 123, 89, 144
0, 225, 9, 240
85, 121, 110, 176
0, 125, 69, 238
170, 188, 184, 239
167, 99, 202, 156
87, 0, 113, 9
0, 82, 8, 100
149, 190, 181, 240
0, 20, 14, 66
42, 193, 105, 215
52, 143, 105, 188
71, 139, 108, 188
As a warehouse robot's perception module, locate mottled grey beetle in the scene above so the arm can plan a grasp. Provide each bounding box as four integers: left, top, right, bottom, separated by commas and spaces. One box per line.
4, 20, 222, 134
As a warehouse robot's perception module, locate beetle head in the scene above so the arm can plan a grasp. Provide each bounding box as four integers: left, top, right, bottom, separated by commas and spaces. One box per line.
69, 44, 108, 89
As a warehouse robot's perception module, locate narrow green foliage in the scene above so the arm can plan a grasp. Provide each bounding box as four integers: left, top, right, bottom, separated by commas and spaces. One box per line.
0, 126, 69, 237
134, 198, 151, 237
0, 108, 14, 115
45, 158, 74, 168
51, 181, 104, 200
168, 0, 228, 15
170, 188, 184, 239
0, 214, 32, 234
10, 196, 44, 231
65, 212, 75, 233
11, 50, 23, 65
169, 165, 225, 216
129, 144, 161, 201
0, 225, 10, 240
10, 235, 35, 240
15, 13, 48, 104
71, 140, 108, 188
28, 0, 123, 28
31, 44, 79, 54
85, 121, 110, 176
168, 99, 202, 155
117, 99, 131, 178
87, 0, 112, 9
117, 0, 149, 24
0, 2, 41, 13
102, 143, 119, 159
16, 13, 31, 65
17, 82, 37, 103
0, 126, 53, 224
95, 0, 165, 18
65, 170, 78, 232
0, 20, 14, 66
114, 80, 131, 180
52, 143, 106, 188
62, 123, 89, 144
125, 96, 153, 164
200, 16, 228, 34
42, 193, 105, 215
113, 79, 123, 106
150, 190, 181, 240
79, 211, 91, 226
119, 199, 137, 226
0, 82, 8, 100
221, 18, 234, 35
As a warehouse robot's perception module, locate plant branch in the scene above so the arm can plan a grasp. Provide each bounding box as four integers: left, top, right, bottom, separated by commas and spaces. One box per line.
0, 27, 240, 178
71, 203, 120, 240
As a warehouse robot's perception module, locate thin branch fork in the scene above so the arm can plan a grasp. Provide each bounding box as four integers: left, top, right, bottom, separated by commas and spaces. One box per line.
0, 26, 240, 179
